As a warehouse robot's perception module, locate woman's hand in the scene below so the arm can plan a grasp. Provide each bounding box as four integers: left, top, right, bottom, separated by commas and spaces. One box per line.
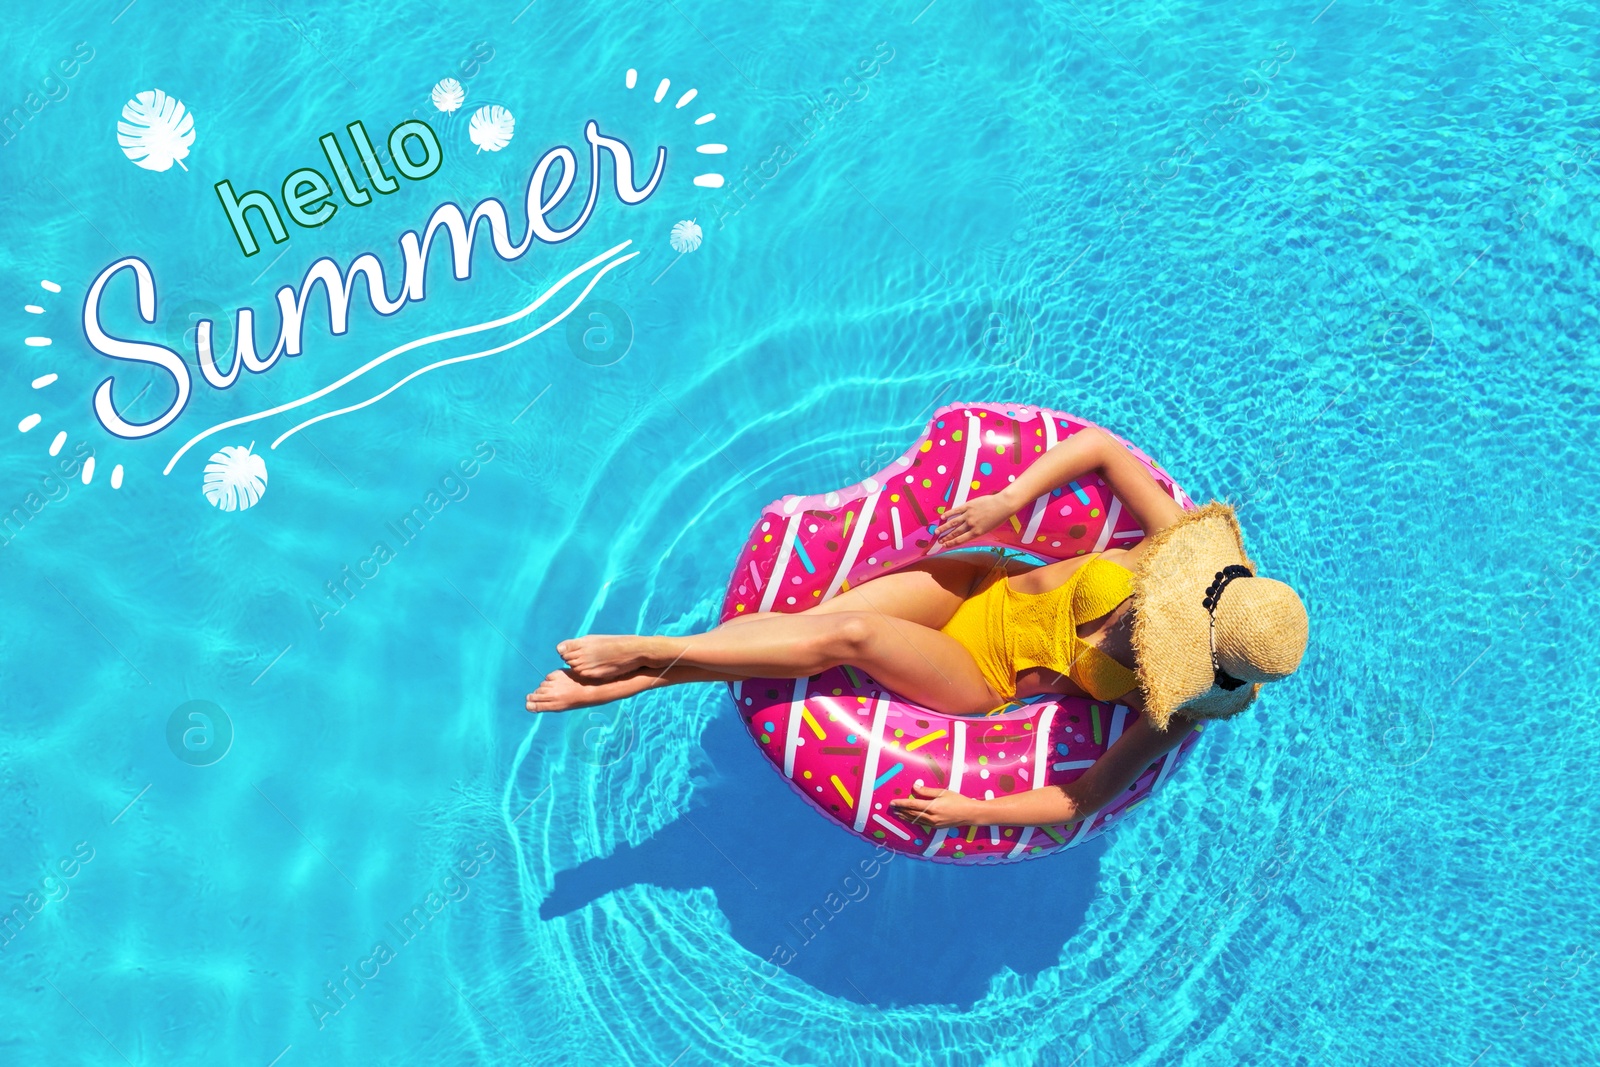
889, 784, 983, 830
934, 489, 1021, 547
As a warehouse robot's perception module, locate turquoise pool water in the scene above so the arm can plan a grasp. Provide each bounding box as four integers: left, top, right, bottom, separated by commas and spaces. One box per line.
4, 0, 1598, 1063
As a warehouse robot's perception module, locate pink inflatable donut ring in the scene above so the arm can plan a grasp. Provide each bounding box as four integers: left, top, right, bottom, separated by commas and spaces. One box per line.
719, 402, 1208, 865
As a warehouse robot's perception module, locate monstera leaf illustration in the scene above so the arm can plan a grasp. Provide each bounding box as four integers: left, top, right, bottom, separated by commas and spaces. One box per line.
670, 219, 703, 253
118, 89, 195, 172
202, 444, 268, 512
468, 105, 515, 152
431, 77, 465, 113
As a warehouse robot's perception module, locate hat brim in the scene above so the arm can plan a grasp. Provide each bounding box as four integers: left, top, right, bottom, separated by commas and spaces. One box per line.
1129, 502, 1257, 730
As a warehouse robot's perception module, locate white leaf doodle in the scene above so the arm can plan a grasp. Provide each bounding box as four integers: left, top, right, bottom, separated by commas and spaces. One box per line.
468, 104, 515, 153
670, 218, 703, 253
117, 89, 196, 172
202, 444, 268, 512
430, 77, 465, 113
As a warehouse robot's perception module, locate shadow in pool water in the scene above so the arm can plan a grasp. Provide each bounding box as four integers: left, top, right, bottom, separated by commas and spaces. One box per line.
540, 704, 1108, 1009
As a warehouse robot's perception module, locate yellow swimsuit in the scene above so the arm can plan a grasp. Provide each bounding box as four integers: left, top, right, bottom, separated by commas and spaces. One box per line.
939, 554, 1138, 710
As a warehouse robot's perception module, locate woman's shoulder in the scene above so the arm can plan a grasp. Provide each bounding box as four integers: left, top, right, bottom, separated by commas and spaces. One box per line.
1096, 547, 1140, 572
1004, 551, 1093, 593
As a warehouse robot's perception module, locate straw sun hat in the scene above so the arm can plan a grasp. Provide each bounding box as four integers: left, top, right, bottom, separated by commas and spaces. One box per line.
1130, 502, 1309, 731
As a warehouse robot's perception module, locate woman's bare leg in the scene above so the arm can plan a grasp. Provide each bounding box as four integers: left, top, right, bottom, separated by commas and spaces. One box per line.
538, 552, 1010, 714
556, 552, 1003, 679
527, 664, 743, 712
724, 551, 1004, 628
560, 610, 1001, 715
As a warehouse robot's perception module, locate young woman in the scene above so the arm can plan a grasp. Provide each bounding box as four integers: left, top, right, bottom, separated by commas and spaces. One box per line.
527, 424, 1309, 835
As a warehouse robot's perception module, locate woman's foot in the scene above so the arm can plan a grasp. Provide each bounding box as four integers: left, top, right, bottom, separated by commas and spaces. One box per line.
526, 669, 650, 712
555, 634, 663, 679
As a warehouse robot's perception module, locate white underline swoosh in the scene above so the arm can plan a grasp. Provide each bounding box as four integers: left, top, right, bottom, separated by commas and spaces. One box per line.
161, 240, 634, 475
270, 252, 637, 448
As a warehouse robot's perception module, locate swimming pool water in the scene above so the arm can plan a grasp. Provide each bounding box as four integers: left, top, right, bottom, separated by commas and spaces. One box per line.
2, 1, 1597, 1064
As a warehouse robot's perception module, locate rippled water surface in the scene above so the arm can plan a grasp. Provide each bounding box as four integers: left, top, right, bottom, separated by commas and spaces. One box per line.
2, 1, 1598, 1064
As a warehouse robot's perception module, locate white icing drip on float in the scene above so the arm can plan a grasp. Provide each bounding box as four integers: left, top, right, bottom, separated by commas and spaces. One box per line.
782, 676, 810, 778
1091, 495, 1123, 553
851, 694, 892, 833
1021, 412, 1060, 544
821, 489, 880, 602
758, 512, 803, 612
1007, 705, 1058, 858
924, 719, 968, 858
950, 413, 982, 509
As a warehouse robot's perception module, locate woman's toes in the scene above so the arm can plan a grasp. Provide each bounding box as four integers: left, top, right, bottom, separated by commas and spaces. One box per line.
557, 636, 641, 680
558, 638, 594, 669
526, 668, 618, 712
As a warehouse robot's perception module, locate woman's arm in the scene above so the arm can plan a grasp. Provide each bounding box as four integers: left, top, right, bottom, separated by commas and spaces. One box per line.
935, 425, 1185, 548
889, 712, 1196, 830
1040, 712, 1195, 823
